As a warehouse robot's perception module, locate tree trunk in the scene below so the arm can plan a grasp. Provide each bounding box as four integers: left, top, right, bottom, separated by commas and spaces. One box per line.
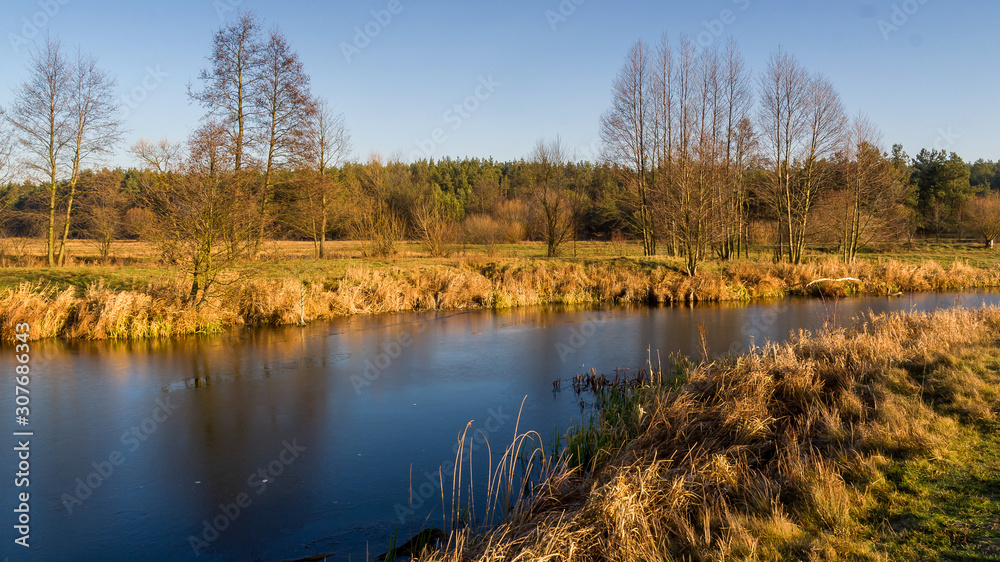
57, 180, 78, 266
47, 181, 57, 267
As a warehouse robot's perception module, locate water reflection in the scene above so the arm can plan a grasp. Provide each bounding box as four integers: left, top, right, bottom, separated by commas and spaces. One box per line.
2, 293, 998, 561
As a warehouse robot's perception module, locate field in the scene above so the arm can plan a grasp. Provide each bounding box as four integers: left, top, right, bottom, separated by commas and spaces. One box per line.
1, 238, 999, 342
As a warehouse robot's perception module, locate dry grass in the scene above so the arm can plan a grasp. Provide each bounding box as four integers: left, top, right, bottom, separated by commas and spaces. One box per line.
2, 253, 999, 342
417, 307, 1000, 561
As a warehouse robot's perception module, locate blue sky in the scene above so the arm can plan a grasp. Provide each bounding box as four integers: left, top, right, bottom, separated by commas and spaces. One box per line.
1, 0, 998, 167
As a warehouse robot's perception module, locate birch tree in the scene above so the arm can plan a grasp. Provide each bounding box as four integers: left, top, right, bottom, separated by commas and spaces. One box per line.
601, 40, 655, 255
283, 99, 351, 258
56, 49, 123, 265
7, 37, 121, 266
6, 37, 71, 266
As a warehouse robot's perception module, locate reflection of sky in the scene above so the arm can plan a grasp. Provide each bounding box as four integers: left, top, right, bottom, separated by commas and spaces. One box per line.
3, 293, 998, 560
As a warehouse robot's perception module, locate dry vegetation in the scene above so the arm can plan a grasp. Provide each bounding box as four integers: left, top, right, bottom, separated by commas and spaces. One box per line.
2, 242, 1000, 342
416, 307, 1000, 561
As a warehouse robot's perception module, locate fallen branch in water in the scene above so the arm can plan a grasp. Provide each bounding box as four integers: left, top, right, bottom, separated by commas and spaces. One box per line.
804, 277, 861, 287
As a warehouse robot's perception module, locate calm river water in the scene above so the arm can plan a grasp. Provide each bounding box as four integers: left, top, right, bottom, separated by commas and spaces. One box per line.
2, 293, 998, 561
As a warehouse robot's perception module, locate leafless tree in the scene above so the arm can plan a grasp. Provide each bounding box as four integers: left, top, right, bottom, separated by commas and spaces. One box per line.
6, 36, 72, 266
965, 191, 1000, 249
793, 73, 846, 262
758, 49, 844, 264
139, 125, 255, 303
0, 111, 21, 246
412, 199, 455, 257
130, 137, 183, 174
56, 49, 123, 265
758, 48, 807, 263
601, 40, 655, 255
529, 138, 575, 257
282, 99, 351, 258
0, 109, 17, 185
252, 27, 316, 250
6, 37, 121, 266
187, 119, 233, 176
79, 169, 127, 263
836, 113, 907, 261
189, 10, 264, 172
308, 99, 351, 176
353, 200, 405, 258
718, 38, 755, 259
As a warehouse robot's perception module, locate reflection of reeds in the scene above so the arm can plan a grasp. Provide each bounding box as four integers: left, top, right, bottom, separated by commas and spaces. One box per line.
3, 257, 999, 341
419, 307, 1000, 560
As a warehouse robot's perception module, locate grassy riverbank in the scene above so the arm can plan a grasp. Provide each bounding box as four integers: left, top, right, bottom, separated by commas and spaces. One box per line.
1, 240, 999, 342
419, 306, 1000, 561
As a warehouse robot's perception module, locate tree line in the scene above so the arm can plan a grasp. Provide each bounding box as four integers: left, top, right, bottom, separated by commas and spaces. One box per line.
1, 14, 999, 299
599, 35, 998, 273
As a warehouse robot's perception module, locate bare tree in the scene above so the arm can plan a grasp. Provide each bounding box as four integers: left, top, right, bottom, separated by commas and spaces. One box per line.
0, 109, 21, 245
6, 38, 120, 267
79, 169, 127, 263
718, 38, 755, 259
758, 48, 806, 263
792, 73, 846, 263
966, 191, 1000, 249
412, 199, 454, 257
758, 49, 844, 264
0, 109, 17, 185
252, 27, 316, 250
139, 126, 255, 303
281, 170, 354, 259
6, 36, 72, 266
187, 119, 233, 176
601, 40, 655, 255
130, 137, 183, 174
529, 138, 574, 258
837, 113, 907, 261
306, 100, 350, 258
55, 49, 123, 265
650, 33, 677, 256
189, 10, 264, 172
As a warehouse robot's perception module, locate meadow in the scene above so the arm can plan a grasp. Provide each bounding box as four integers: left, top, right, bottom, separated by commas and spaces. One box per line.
1, 238, 999, 342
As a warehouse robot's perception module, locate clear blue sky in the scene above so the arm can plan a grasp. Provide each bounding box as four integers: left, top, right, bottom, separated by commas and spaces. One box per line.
2, 0, 998, 167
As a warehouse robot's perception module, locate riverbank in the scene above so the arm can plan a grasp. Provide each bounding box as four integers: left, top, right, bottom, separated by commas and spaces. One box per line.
419, 306, 1000, 561
3, 250, 1000, 342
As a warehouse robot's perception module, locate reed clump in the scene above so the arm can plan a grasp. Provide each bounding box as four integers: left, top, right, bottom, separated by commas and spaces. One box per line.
420, 307, 1000, 561
3, 256, 998, 342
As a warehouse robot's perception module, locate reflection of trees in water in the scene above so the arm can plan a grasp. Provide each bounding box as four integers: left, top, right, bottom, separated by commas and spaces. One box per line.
148, 324, 346, 549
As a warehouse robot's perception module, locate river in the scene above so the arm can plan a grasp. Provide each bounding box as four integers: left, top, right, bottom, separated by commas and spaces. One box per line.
2, 292, 998, 561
